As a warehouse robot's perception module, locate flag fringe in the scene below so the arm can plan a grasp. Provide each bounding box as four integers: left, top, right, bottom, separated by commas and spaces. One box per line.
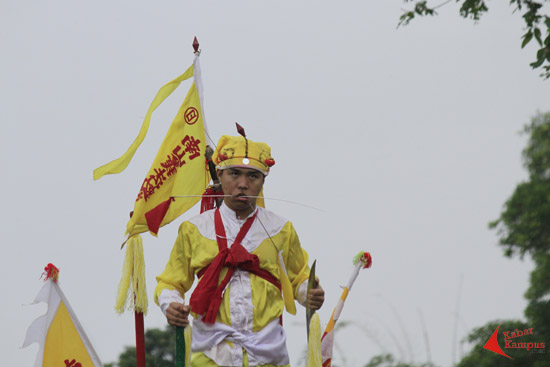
115, 234, 148, 314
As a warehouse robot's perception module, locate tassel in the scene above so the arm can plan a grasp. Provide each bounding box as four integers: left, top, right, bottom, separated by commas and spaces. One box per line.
306, 313, 322, 367
115, 234, 148, 314
41, 263, 60, 283
201, 187, 222, 213
201, 185, 223, 214
353, 251, 372, 269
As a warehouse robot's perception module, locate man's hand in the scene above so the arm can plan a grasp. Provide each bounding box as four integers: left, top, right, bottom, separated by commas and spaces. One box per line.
307, 283, 325, 311
166, 302, 190, 327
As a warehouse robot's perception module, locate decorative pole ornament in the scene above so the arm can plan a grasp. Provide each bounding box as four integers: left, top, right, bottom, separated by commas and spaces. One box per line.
320, 251, 372, 367
192, 36, 200, 54
41, 263, 60, 283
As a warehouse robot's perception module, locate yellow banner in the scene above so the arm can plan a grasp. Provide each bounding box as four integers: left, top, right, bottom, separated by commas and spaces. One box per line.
127, 78, 209, 236
93, 65, 194, 180
23, 279, 103, 367
43, 301, 96, 367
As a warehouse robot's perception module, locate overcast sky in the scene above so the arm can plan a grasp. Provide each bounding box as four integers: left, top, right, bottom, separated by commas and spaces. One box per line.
3, 1, 550, 367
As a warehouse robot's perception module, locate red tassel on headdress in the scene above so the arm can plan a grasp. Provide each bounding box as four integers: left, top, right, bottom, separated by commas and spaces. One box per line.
265, 158, 275, 167
201, 187, 222, 213
42, 263, 60, 283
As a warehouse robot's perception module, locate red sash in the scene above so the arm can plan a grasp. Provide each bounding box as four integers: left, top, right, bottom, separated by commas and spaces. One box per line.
189, 208, 281, 324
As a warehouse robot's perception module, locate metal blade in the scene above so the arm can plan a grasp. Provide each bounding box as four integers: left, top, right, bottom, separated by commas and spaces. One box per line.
306, 259, 317, 341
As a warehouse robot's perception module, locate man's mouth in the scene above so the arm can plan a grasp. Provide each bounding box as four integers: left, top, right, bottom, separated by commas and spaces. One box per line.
235, 194, 249, 202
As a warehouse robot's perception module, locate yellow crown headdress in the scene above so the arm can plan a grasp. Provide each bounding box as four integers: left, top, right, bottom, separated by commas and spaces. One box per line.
212, 123, 275, 176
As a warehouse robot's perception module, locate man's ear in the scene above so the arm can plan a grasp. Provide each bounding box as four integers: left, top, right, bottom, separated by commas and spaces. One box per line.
216, 169, 223, 178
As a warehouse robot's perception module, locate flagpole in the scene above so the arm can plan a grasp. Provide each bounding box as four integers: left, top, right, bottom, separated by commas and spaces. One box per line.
135, 301, 146, 367
122, 224, 147, 367
176, 326, 186, 367
174, 37, 202, 367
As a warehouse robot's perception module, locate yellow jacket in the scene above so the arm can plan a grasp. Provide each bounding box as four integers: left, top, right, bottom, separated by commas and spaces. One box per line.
155, 204, 311, 366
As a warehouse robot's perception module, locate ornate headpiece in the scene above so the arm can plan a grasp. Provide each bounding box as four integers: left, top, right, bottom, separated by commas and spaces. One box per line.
213, 127, 275, 176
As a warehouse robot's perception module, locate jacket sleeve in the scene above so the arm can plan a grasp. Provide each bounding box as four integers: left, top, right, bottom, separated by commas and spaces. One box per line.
282, 221, 310, 301
154, 221, 196, 306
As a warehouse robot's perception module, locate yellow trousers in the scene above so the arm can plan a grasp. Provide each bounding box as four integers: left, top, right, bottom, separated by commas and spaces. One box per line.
190, 350, 290, 367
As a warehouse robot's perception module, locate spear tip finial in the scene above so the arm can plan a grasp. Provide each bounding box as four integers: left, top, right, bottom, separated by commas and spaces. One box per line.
193, 37, 200, 52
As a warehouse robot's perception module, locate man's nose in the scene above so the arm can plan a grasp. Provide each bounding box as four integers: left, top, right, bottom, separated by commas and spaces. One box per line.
236, 175, 248, 190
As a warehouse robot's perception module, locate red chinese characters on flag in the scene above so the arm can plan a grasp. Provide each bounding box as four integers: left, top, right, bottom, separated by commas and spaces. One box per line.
65, 359, 82, 367
183, 135, 201, 159
136, 134, 202, 202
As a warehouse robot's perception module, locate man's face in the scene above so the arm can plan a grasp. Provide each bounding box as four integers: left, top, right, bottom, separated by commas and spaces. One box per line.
218, 167, 265, 217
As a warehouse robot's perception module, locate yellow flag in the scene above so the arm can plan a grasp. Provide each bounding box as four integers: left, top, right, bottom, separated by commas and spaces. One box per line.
93, 52, 210, 236
127, 62, 209, 236
23, 279, 103, 367
93, 64, 195, 180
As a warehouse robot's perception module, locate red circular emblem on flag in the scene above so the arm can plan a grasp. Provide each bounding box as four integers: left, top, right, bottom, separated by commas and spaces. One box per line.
184, 107, 199, 125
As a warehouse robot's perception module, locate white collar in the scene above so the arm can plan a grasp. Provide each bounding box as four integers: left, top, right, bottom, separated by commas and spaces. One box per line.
219, 201, 258, 224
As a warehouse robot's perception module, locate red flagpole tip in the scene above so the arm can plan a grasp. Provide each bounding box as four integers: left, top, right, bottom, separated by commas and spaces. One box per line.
193, 37, 200, 52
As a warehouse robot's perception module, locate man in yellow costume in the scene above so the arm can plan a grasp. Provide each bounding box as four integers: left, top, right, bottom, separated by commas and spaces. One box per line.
155, 133, 325, 367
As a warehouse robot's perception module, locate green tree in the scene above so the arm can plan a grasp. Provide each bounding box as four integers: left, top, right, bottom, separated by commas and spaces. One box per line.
106, 325, 177, 367
455, 112, 550, 366
399, 1, 550, 79
490, 112, 550, 340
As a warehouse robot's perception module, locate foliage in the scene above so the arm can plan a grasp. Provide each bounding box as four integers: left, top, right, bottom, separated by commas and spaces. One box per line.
454, 112, 550, 366
523, 252, 550, 342
490, 112, 550, 259
399, 1, 550, 78
364, 353, 437, 367
457, 320, 547, 367
106, 325, 177, 367
489, 113, 550, 342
